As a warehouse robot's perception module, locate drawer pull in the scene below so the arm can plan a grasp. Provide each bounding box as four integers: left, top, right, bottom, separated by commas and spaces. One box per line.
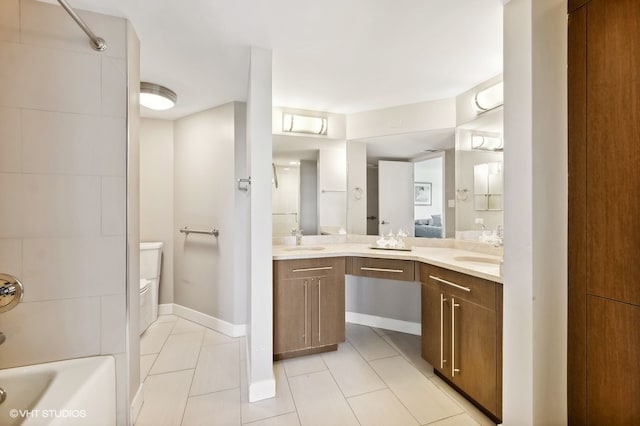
292, 266, 334, 273
429, 275, 471, 292
360, 267, 404, 273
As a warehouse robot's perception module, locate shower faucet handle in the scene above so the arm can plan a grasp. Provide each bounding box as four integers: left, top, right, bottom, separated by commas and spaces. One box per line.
0, 274, 23, 313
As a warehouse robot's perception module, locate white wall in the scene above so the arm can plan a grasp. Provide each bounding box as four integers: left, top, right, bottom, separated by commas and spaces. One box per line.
173, 102, 246, 324
0, 1, 135, 423
347, 98, 456, 140
140, 119, 174, 304
503, 0, 567, 424
247, 47, 275, 402
530, 0, 567, 422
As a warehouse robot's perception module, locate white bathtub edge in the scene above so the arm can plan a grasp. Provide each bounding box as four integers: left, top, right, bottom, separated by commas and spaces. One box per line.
130, 383, 144, 425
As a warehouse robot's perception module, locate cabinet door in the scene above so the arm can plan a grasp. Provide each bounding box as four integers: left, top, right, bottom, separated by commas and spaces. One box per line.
274, 278, 310, 354
587, 296, 640, 424
421, 281, 449, 375
311, 275, 345, 348
449, 296, 497, 416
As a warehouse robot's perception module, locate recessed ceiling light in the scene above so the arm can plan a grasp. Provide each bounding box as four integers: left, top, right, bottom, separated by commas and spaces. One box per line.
140, 82, 177, 111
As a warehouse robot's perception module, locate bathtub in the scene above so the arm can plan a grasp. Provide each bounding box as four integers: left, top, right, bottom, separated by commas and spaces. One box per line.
0, 356, 115, 425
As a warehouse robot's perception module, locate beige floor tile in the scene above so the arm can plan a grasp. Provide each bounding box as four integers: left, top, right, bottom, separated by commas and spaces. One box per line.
140, 353, 157, 383
150, 331, 204, 375
203, 328, 236, 346
182, 388, 241, 426
136, 369, 193, 426
288, 370, 359, 426
243, 412, 300, 426
156, 314, 179, 323
370, 356, 463, 424
282, 353, 327, 377
321, 342, 387, 397
346, 323, 398, 361
140, 322, 175, 355
382, 332, 435, 378
241, 362, 296, 424
428, 413, 480, 426
191, 341, 240, 396
428, 376, 496, 426
348, 388, 420, 426
172, 318, 208, 334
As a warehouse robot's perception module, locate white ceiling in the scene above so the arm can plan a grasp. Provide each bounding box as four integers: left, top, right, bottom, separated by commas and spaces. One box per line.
57, 0, 503, 120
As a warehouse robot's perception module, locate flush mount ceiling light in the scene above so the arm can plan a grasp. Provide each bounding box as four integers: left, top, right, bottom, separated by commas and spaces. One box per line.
140, 82, 177, 111
472, 135, 503, 151
474, 81, 503, 113
282, 113, 328, 135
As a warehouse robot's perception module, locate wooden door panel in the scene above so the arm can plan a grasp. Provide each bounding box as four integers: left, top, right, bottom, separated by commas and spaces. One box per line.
311, 276, 345, 347
587, 296, 640, 424
274, 278, 309, 354
450, 297, 497, 416
421, 281, 448, 373
586, 0, 640, 306
568, 6, 588, 424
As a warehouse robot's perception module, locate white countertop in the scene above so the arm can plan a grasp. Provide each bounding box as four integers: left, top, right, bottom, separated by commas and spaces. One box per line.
272, 242, 503, 283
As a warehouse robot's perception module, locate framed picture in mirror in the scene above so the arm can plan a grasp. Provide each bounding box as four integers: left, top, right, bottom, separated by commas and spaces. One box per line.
414, 182, 432, 205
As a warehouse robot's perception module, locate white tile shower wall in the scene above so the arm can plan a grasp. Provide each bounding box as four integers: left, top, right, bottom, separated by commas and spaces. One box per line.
0, 0, 130, 389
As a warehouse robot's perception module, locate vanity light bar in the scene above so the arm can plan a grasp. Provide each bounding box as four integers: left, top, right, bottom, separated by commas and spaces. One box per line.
471, 135, 503, 151
282, 113, 328, 135
474, 81, 504, 112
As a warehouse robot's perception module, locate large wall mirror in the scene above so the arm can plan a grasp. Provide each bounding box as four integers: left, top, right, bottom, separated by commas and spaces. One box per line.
272, 134, 347, 237
454, 108, 504, 240
271, 84, 504, 242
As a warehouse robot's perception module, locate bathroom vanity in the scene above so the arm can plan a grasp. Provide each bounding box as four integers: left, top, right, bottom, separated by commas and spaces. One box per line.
272, 242, 503, 422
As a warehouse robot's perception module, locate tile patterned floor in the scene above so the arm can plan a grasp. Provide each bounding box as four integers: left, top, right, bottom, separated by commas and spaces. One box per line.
136, 315, 496, 426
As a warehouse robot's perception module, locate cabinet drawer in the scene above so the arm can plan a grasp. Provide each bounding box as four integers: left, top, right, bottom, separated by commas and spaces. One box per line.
274, 257, 345, 280
420, 263, 496, 310
347, 257, 416, 281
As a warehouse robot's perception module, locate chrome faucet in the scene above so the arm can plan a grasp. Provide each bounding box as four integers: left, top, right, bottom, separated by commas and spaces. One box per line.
292, 229, 303, 246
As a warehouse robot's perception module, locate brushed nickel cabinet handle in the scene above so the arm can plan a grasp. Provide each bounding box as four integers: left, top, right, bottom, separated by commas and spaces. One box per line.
318, 279, 322, 343
360, 267, 403, 273
451, 297, 461, 377
429, 275, 471, 292
440, 293, 447, 369
292, 266, 333, 273
304, 280, 308, 345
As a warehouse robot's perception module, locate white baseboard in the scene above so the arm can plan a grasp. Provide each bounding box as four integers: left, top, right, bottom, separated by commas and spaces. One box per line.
346, 312, 421, 336
158, 303, 173, 316
249, 377, 276, 402
158, 303, 247, 338
130, 383, 144, 425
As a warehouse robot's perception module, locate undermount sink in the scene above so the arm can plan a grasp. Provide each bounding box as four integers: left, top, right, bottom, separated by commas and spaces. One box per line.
284, 246, 325, 251
453, 256, 501, 265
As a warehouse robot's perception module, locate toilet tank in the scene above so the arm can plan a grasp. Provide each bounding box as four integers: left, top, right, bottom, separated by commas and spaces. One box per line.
140, 242, 163, 280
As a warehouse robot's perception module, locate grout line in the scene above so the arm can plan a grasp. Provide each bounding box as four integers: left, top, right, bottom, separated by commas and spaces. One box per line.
179, 322, 205, 426
279, 360, 303, 426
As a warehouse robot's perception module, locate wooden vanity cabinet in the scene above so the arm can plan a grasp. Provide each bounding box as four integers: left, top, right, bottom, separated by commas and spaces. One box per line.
273, 257, 345, 358
420, 263, 503, 422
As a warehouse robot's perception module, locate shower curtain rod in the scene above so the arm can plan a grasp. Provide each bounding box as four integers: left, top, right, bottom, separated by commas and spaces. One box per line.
57, 0, 107, 51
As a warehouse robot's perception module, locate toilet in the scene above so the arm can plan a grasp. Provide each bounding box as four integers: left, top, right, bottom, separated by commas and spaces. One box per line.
139, 242, 163, 334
